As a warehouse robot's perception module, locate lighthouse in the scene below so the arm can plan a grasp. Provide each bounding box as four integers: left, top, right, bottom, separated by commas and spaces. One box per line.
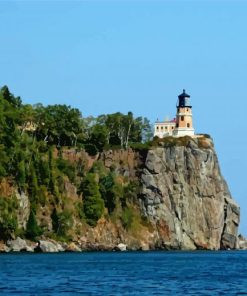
173, 89, 195, 137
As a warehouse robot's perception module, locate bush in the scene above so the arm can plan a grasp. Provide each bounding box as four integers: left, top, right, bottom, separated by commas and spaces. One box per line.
150, 136, 192, 148
129, 142, 150, 152
121, 181, 140, 207
0, 196, 18, 240
56, 158, 76, 183
121, 207, 134, 230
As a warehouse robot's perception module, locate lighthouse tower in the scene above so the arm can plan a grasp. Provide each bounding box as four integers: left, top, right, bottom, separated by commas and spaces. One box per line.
173, 89, 195, 137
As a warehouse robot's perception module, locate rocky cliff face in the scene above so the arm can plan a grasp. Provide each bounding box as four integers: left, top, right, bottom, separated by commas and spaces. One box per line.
0, 136, 240, 251
140, 136, 240, 250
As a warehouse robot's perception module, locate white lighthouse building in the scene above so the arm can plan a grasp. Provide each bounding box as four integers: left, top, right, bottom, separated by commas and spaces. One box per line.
154, 90, 195, 138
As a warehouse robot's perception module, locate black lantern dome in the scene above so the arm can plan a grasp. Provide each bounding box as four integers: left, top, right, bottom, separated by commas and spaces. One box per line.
177, 89, 191, 108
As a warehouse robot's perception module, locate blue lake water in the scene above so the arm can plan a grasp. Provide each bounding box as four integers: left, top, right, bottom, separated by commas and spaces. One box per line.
0, 251, 247, 295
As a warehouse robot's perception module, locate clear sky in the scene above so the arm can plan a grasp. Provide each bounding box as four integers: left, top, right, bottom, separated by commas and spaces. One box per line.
1, 0, 246, 234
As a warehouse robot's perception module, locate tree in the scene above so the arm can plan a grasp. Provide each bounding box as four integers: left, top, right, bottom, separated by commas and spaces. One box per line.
99, 173, 123, 213
34, 104, 83, 147
17, 160, 26, 189
25, 210, 42, 240
28, 164, 39, 205
51, 208, 73, 237
80, 173, 104, 226
90, 124, 108, 152
48, 148, 58, 196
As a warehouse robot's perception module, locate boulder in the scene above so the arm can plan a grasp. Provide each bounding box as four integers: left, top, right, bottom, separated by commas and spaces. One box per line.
238, 235, 247, 250
116, 243, 127, 251
37, 240, 64, 252
7, 237, 30, 252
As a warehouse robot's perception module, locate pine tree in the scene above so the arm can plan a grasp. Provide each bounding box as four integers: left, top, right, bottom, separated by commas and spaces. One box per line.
17, 160, 26, 189
81, 173, 104, 226
25, 210, 42, 240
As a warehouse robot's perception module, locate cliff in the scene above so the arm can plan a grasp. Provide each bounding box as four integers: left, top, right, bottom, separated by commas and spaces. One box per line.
0, 135, 240, 251
140, 136, 239, 250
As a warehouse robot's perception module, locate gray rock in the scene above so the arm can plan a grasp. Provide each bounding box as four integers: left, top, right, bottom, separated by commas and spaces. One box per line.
16, 190, 30, 229
238, 235, 247, 250
139, 137, 240, 250
7, 237, 30, 252
37, 240, 64, 252
116, 243, 127, 251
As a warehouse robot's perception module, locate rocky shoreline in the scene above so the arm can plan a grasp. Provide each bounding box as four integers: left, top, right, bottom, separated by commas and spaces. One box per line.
1, 235, 247, 253
0, 237, 128, 253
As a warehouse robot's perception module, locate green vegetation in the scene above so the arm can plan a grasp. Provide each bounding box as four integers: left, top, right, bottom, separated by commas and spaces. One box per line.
25, 210, 43, 240
0, 196, 18, 240
80, 173, 105, 226
151, 135, 193, 147
0, 85, 155, 240
51, 208, 73, 239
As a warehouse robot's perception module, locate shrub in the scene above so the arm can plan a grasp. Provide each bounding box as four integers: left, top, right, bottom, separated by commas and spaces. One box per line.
129, 142, 150, 152
0, 196, 18, 240
121, 181, 140, 207
56, 158, 76, 183
121, 207, 134, 230
150, 136, 192, 148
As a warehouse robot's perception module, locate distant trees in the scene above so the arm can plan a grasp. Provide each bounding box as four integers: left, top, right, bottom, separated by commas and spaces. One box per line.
0, 85, 152, 153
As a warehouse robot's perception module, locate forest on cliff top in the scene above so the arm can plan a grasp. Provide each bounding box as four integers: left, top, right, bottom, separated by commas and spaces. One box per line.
0, 86, 155, 242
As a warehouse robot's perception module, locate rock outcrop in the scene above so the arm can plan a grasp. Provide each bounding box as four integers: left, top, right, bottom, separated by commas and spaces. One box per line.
139, 136, 240, 250
36, 240, 64, 253
238, 235, 247, 250
7, 237, 35, 252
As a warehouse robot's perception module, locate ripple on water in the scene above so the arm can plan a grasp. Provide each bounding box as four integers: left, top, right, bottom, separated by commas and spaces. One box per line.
0, 251, 247, 295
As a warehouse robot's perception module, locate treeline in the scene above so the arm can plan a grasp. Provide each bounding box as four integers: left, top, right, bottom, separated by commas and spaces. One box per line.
0, 85, 152, 240
0, 85, 152, 177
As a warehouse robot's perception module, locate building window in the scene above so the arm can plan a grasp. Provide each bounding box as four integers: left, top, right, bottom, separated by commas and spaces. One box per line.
156, 126, 159, 130
187, 123, 190, 128
176, 124, 178, 128
161, 126, 163, 130
181, 116, 184, 121
165, 126, 167, 130
172, 127, 174, 129
187, 108, 189, 111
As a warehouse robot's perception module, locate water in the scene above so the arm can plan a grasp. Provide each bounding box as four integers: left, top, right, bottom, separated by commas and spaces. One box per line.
0, 251, 247, 295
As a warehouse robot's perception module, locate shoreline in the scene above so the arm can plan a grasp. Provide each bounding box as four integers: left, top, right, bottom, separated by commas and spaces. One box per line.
1, 237, 245, 254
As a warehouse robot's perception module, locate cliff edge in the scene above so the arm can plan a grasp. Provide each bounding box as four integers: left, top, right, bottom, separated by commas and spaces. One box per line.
140, 136, 239, 250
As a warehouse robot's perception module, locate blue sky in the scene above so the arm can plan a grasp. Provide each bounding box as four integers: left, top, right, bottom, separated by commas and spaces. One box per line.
1, 1, 247, 234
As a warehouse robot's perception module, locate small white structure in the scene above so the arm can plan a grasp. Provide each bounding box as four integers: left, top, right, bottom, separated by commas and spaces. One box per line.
154, 90, 195, 138
154, 118, 176, 138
